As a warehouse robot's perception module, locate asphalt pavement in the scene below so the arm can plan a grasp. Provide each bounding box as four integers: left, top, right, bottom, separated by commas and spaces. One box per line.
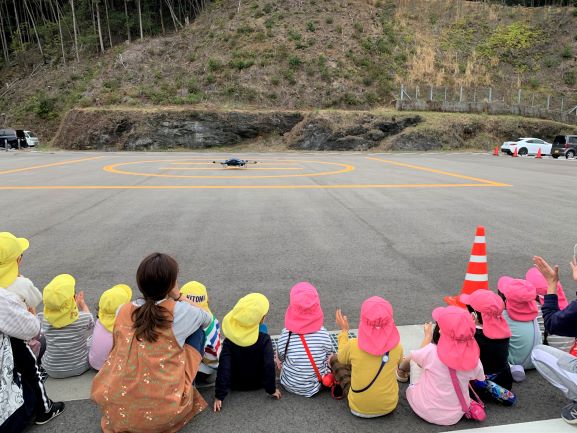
1, 149, 576, 432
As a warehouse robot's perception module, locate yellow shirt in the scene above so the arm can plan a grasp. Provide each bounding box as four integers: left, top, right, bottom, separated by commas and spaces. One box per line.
337, 331, 402, 416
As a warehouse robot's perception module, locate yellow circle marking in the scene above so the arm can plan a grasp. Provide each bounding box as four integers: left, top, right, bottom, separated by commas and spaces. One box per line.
102, 159, 355, 179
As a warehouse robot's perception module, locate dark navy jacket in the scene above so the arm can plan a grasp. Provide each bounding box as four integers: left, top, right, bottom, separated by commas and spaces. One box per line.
542, 293, 577, 337
214, 332, 276, 401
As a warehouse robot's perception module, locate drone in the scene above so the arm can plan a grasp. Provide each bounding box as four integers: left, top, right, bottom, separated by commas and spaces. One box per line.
212, 158, 258, 168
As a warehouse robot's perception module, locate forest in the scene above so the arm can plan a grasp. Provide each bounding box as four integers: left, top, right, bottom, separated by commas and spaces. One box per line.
0, 0, 209, 67
1, 0, 576, 68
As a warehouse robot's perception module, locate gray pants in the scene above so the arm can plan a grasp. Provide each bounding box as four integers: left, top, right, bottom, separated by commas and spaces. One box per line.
532, 344, 577, 401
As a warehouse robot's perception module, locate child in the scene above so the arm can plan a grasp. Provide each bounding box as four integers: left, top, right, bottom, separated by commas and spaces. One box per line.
39, 274, 94, 378
92, 253, 211, 433
461, 290, 512, 389
460, 289, 516, 405
0, 232, 43, 357
498, 276, 540, 375
335, 296, 403, 418
402, 306, 485, 426
0, 232, 63, 424
531, 255, 577, 425
180, 281, 222, 382
0, 288, 62, 430
277, 282, 333, 397
88, 284, 132, 371
214, 293, 281, 412
526, 267, 574, 352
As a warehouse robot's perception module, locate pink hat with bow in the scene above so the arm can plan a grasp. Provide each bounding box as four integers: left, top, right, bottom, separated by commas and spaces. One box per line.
284, 282, 324, 334
357, 296, 400, 356
460, 290, 512, 339
498, 276, 538, 321
525, 267, 569, 310
432, 306, 480, 371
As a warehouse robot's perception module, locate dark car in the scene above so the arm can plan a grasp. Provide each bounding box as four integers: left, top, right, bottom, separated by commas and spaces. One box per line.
0, 129, 27, 149
551, 135, 577, 159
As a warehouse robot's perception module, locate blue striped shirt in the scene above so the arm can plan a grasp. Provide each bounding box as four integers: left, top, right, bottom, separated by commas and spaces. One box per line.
277, 327, 333, 397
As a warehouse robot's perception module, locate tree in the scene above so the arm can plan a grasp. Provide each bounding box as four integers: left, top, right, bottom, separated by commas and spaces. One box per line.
70, 0, 79, 61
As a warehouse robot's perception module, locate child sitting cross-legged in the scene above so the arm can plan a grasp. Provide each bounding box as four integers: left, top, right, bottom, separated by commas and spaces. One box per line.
460, 290, 516, 405
399, 306, 485, 426
89, 284, 132, 371
180, 281, 222, 383
335, 296, 403, 418
526, 267, 575, 353
0, 232, 64, 425
498, 276, 540, 381
39, 274, 94, 379
214, 293, 281, 412
277, 282, 333, 397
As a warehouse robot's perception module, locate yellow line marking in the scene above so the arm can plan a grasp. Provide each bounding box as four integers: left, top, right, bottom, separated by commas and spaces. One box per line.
0, 157, 104, 175
168, 162, 298, 165
103, 159, 354, 179
159, 167, 304, 171
0, 183, 509, 190
365, 157, 511, 186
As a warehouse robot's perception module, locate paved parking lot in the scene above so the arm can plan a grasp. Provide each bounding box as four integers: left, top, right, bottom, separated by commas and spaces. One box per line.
1, 150, 576, 432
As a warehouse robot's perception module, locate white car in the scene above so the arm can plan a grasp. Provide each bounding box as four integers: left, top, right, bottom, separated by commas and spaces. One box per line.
501, 137, 551, 156
24, 130, 39, 147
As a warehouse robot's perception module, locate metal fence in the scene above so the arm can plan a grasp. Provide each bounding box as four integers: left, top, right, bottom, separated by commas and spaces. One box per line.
397, 84, 577, 125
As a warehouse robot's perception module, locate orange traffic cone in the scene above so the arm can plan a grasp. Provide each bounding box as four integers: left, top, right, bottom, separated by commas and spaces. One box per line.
444, 226, 489, 308
512, 147, 518, 157
493, 146, 499, 156
536, 148, 542, 159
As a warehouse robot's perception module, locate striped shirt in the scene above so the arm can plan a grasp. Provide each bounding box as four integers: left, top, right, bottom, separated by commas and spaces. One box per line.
277, 327, 333, 397
38, 311, 94, 378
536, 304, 575, 352
200, 316, 222, 374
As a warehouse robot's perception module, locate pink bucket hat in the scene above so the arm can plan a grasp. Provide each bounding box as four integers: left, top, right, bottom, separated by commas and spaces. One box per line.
525, 267, 569, 310
284, 282, 324, 334
498, 276, 538, 321
460, 290, 511, 339
432, 306, 480, 371
357, 296, 400, 356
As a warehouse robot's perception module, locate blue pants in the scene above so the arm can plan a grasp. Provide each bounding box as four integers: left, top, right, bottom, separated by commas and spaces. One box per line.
185, 328, 206, 357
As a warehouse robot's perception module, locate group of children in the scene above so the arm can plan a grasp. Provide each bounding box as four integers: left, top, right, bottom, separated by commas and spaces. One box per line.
2, 230, 577, 433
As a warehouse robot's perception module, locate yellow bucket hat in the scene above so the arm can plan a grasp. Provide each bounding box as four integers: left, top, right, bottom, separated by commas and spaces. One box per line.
98, 284, 132, 332
222, 293, 269, 347
43, 274, 79, 329
180, 281, 211, 314
0, 232, 29, 288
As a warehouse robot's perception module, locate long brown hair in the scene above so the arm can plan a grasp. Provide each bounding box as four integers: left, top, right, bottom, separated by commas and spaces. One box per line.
132, 253, 179, 342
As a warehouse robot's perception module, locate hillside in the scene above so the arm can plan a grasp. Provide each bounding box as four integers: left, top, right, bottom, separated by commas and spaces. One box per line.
2, 0, 577, 145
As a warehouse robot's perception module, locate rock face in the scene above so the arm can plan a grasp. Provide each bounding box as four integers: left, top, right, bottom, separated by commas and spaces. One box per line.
53, 109, 304, 150
52, 108, 422, 151
288, 114, 422, 150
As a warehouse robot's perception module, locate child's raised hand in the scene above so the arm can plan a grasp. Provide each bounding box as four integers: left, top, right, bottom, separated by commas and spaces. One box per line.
571, 257, 577, 284
270, 389, 282, 400
213, 399, 222, 412
533, 256, 559, 288
335, 309, 349, 332
75, 291, 86, 307
423, 322, 433, 339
